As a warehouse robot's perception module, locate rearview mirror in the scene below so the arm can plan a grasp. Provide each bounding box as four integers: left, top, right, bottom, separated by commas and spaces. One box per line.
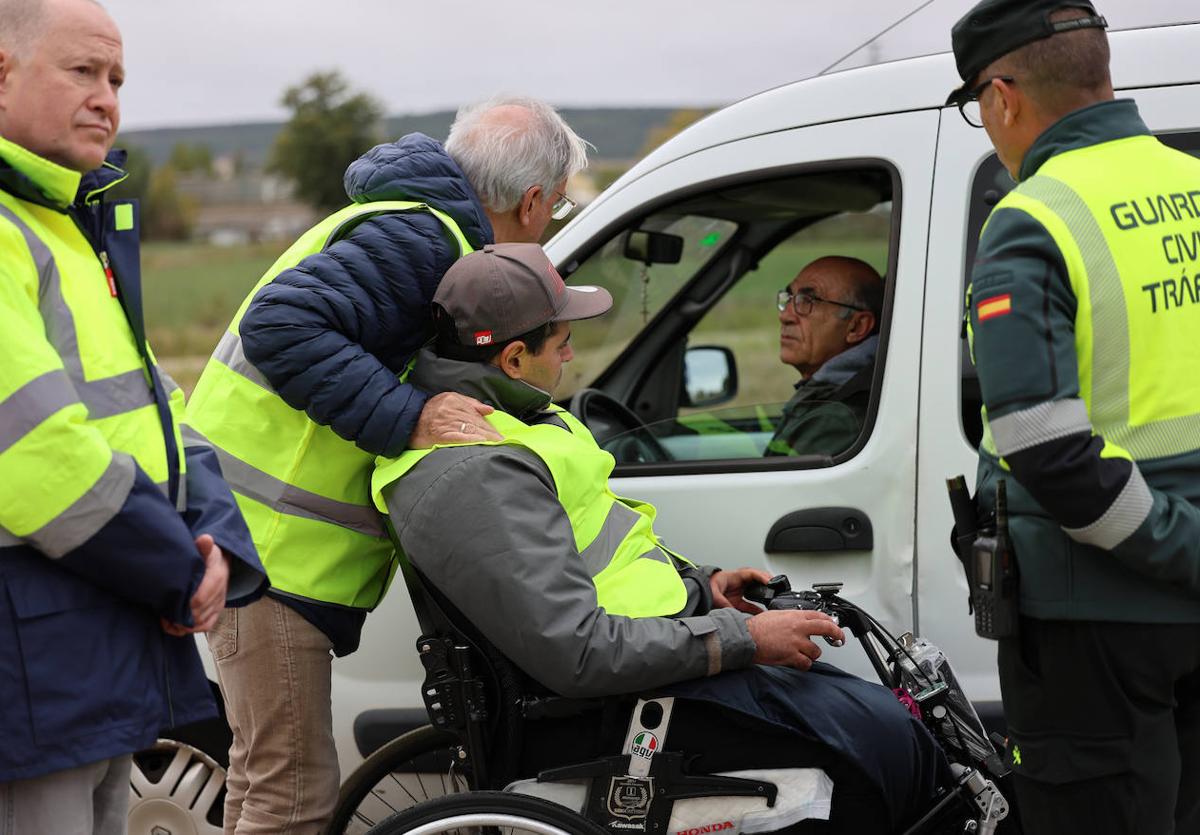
624, 230, 684, 265
682, 346, 737, 408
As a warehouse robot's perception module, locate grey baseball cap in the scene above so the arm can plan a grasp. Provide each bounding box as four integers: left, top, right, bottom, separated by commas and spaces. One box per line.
434, 243, 612, 347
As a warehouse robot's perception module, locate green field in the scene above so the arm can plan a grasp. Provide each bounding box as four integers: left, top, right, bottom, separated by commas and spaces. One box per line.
142, 241, 279, 391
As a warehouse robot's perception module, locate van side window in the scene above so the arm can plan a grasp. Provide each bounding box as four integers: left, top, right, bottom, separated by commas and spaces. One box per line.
563, 165, 898, 470
960, 132, 1200, 448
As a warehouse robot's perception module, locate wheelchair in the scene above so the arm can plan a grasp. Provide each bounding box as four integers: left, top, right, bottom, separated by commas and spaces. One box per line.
326, 552, 1011, 835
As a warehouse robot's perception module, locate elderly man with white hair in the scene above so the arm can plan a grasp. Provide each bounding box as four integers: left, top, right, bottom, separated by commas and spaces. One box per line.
186, 97, 591, 833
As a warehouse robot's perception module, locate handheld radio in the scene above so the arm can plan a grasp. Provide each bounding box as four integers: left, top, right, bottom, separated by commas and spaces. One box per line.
970, 480, 1019, 639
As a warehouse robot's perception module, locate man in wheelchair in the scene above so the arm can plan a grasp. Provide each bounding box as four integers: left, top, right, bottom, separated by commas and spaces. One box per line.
370, 243, 949, 832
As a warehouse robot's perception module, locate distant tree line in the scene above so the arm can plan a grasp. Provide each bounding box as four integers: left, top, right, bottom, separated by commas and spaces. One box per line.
113, 68, 714, 240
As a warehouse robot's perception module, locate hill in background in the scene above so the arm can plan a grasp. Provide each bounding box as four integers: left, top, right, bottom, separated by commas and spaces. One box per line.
120, 107, 680, 167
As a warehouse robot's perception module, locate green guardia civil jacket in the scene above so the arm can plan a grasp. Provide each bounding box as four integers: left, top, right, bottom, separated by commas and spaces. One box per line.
968, 99, 1200, 623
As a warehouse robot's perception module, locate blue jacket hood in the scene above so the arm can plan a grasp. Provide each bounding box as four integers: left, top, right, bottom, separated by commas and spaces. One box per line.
344, 133, 492, 247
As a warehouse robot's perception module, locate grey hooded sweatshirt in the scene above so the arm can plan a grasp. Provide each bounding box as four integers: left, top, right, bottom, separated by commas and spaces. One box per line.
381, 349, 757, 698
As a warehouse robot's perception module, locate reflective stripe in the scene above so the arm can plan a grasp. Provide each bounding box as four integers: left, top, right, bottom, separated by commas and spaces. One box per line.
639, 547, 672, 566
579, 501, 641, 576
0, 205, 155, 420
213, 330, 272, 391
159, 368, 182, 396
1018, 176, 1200, 460
1063, 465, 1153, 550
76, 369, 155, 419
180, 423, 211, 449
22, 452, 136, 558
1019, 177, 1129, 426
212, 446, 385, 538
0, 204, 87, 385
324, 203, 473, 256
0, 369, 78, 454
990, 398, 1093, 457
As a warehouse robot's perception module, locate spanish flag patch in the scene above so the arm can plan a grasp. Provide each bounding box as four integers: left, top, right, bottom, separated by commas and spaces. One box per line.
977, 293, 1012, 322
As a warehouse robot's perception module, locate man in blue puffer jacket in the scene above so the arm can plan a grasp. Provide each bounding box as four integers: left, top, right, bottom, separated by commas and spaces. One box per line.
186, 96, 590, 833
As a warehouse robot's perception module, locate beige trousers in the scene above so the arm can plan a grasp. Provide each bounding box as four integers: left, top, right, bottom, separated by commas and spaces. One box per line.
208, 595, 340, 835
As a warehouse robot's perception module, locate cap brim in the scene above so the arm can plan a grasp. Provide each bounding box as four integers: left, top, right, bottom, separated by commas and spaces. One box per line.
946, 83, 970, 107
554, 285, 613, 322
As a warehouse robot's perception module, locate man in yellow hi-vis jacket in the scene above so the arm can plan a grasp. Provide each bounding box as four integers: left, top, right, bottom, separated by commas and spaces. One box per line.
0, 1, 265, 831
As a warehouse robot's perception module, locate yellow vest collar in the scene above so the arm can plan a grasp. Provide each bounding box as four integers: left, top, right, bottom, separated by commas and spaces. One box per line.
0, 135, 82, 209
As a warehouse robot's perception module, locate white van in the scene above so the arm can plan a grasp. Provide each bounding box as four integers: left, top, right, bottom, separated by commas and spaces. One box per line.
131, 21, 1200, 833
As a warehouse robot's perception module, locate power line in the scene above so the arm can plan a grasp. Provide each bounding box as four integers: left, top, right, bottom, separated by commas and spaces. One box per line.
818, 0, 944, 76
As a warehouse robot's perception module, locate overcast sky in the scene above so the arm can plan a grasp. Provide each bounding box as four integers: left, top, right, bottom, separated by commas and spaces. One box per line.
104, 0, 1193, 130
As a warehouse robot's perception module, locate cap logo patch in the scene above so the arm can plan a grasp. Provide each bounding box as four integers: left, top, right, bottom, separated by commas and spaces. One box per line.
474, 330, 494, 345
977, 293, 1012, 322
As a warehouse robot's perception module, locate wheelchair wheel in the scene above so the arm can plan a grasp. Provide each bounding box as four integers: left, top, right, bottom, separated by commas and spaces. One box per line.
327, 724, 468, 834
364, 791, 607, 834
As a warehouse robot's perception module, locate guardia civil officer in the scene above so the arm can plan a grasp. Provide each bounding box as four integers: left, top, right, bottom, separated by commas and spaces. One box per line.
0, 0, 266, 830
948, 1, 1200, 832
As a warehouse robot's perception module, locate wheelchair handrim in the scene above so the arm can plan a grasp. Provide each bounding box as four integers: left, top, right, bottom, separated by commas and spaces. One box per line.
404, 813, 576, 835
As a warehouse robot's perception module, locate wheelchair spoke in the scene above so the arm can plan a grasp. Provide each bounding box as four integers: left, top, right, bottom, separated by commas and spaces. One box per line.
388, 771, 421, 806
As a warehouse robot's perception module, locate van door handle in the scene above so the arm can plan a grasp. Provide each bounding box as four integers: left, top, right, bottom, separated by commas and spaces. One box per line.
764, 507, 873, 553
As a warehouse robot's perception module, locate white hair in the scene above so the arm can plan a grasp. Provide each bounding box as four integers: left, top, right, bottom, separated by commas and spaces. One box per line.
445, 95, 590, 213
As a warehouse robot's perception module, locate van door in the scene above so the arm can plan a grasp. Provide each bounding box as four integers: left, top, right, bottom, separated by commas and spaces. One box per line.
546, 110, 939, 679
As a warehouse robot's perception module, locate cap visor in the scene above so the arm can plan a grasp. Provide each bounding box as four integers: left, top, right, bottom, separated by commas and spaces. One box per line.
946, 83, 970, 107
554, 285, 613, 322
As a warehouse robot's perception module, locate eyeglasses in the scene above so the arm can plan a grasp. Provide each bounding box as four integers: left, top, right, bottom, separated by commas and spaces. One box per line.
550, 191, 577, 221
777, 288, 865, 317
956, 75, 1015, 128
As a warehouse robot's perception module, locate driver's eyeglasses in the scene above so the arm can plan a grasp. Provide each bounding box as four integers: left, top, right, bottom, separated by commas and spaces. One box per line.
776, 289, 865, 316
550, 191, 577, 221
957, 75, 1015, 128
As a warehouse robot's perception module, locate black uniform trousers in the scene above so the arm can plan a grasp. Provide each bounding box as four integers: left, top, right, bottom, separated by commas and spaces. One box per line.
998, 617, 1200, 835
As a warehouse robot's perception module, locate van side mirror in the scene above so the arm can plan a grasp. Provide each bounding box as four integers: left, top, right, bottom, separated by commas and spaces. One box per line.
624, 230, 684, 265
682, 346, 737, 408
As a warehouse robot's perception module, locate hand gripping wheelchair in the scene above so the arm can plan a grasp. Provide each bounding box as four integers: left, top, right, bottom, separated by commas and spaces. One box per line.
326, 555, 1011, 835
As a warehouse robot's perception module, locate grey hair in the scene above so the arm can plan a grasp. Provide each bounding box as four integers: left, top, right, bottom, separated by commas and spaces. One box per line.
445, 95, 590, 213
0, 0, 48, 58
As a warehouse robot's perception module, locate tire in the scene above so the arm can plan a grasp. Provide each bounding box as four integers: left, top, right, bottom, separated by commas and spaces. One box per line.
128, 738, 226, 835
326, 724, 469, 835
365, 791, 607, 835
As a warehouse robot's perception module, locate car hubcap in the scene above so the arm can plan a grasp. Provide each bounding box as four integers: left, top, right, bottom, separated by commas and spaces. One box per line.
129, 739, 225, 835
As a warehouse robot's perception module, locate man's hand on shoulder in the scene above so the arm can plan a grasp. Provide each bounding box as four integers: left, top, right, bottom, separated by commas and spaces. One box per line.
710, 567, 772, 614
747, 609, 845, 671
409, 392, 502, 449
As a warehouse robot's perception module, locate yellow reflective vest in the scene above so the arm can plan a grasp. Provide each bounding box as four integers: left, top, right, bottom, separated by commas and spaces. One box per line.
979, 134, 1200, 465
372, 407, 691, 618
188, 202, 471, 609
0, 136, 186, 548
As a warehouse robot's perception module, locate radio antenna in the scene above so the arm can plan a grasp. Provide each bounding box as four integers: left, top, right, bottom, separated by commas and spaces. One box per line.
818, 0, 942, 76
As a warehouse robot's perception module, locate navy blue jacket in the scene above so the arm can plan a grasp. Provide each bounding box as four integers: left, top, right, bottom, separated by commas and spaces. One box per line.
0, 150, 267, 782
240, 134, 494, 458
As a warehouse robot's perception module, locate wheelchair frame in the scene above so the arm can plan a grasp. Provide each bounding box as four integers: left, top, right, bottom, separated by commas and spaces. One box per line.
358, 541, 1009, 835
